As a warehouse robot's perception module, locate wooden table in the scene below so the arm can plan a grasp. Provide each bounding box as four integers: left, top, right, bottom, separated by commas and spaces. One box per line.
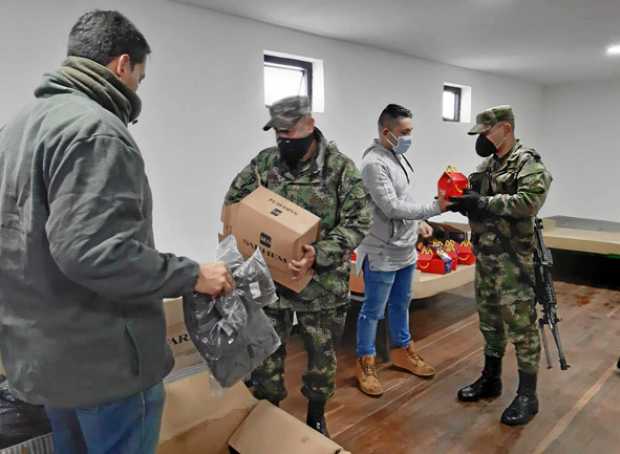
542, 216, 620, 256
349, 262, 475, 301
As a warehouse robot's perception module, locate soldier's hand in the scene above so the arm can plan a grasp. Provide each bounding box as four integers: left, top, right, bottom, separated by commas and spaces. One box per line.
289, 245, 316, 280
447, 196, 467, 215
449, 190, 484, 216
194, 262, 234, 297
418, 221, 433, 239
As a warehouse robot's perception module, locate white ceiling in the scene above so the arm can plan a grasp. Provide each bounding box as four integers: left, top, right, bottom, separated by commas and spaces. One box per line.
176, 0, 620, 85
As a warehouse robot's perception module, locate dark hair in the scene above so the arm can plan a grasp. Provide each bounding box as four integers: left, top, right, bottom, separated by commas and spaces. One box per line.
67, 10, 151, 66
378, 104, 412, 129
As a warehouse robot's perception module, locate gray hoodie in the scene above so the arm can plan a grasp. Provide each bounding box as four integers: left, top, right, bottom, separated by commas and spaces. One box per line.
356, 140, 440, 272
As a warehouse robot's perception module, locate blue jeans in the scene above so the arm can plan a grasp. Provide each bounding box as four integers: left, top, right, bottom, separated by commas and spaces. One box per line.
44, 382, 165, 454
356, 258, 415, 357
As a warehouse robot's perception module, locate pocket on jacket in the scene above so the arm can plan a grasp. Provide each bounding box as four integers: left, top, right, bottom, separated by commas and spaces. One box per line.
393, 219, 416, 243
0, 213, 27, 279
124, 322, 142, 377
493, 170, 518, 194
369, 211, 392, 243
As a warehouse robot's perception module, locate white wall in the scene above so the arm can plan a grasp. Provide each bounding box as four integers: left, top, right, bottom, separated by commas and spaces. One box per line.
542, 79, 620, 223
0, 0, 545, 261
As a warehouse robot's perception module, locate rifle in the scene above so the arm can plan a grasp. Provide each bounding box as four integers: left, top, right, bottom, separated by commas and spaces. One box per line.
533, 218, 570, 370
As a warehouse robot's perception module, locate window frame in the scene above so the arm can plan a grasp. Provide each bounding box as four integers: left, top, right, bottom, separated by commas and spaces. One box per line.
442, 85, 462, 122
263, 54, 313, 106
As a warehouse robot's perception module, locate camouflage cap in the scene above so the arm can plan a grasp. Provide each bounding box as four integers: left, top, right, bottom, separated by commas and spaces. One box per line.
262, 95, 312, 131
468, 105, 514, 135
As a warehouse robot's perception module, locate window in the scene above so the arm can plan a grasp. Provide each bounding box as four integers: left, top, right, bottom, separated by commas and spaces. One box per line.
264, 55, 313, 106
442, 83, 472, 123
443, 85, 462, 122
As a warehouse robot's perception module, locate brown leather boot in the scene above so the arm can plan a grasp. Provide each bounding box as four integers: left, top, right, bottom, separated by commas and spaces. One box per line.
391, 341, 435, 377
356, 355, 384, 396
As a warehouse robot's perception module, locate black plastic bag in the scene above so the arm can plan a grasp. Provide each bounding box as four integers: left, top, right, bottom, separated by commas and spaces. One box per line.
0, 376, 51, 450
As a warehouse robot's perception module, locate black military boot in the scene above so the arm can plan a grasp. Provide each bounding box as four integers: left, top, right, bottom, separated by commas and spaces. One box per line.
306, 400, 329, 437
457, 355, 502, 402
501, 370, 539, 426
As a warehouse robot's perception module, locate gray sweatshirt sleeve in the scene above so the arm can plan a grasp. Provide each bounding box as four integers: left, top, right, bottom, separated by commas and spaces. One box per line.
45, 135, 199, 302
361, 159, 440, 220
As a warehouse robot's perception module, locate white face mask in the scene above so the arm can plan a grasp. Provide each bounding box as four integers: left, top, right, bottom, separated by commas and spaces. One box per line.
387, 131, 412, 155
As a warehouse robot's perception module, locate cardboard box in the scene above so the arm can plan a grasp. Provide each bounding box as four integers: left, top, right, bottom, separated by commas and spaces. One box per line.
229, 400, 351, 454
158, 370, 351, 454
158, 371, 256, 454
221, 185, 321, 293
163, 297, 205, 379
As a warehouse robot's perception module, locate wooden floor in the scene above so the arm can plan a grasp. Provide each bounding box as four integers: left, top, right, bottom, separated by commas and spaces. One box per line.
277, 281, 620, 454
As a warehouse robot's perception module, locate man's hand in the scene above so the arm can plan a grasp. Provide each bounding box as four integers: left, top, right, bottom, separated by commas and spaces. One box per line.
448, 190, 485, 217
418, 221, 433, 239
289, 245, 316, 281
194, 262, 234, 297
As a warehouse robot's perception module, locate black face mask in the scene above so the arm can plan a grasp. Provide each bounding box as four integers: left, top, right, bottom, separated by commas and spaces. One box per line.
475, 134, 497, 157
277, 133, 314, 168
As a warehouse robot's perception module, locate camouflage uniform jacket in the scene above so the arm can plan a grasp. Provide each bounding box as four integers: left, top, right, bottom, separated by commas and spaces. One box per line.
470, 140, 553, 263
224, 129, 371, 311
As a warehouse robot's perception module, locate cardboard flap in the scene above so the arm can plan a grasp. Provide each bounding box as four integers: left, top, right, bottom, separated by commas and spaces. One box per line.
163, 297, 205, 376
159, 371, 256, 443
229, 401, 351, 454
269, 267, 313, 293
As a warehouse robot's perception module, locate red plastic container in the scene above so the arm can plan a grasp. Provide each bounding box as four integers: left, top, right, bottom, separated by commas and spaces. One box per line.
438, 166, 469, 198
417, 247, 452, 274
457, 240, 476, 265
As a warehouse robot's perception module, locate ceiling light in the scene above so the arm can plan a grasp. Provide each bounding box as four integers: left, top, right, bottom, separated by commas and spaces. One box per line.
606, 44, 620, 56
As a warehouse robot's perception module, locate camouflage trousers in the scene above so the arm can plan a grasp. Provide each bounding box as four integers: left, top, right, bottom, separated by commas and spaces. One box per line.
475, 253, 540, 374
251, 305, 348, 403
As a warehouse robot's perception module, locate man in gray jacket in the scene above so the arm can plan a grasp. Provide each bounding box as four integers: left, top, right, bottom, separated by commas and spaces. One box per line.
0, 10, 232, 453
355, 104, 449, 396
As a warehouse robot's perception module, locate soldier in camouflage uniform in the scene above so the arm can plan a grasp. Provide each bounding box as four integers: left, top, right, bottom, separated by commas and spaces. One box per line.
224, 96, 371, 436
449, 105, 552, 426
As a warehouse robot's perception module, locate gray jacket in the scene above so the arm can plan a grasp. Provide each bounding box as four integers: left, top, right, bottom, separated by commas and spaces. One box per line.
357, 140, 440, 272
0, 58, 199, 407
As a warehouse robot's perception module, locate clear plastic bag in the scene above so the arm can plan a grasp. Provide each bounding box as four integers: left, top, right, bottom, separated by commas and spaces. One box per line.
185, 291, 248, 361
216, 234, 244, 273
182, 235, 281, 387
233, 247, 278, 307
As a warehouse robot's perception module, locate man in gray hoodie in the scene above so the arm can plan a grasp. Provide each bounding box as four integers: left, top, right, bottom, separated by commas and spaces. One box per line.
355, 104, 449, 396
0, 10, 232, 453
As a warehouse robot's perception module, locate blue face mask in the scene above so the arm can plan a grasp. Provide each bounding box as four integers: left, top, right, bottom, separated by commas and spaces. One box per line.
388, 131, 412, 155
